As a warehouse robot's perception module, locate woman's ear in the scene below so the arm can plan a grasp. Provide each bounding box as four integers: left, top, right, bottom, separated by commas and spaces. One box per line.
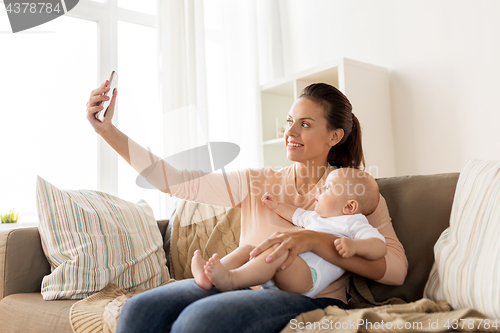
330, 128, 344, 147
342, 199, 359, 215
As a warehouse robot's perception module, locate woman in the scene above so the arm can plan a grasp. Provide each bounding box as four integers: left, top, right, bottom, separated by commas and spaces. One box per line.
86, 82, 408, 333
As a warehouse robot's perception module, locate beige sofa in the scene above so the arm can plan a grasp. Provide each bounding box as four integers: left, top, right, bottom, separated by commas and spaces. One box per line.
0, 173, 460, 333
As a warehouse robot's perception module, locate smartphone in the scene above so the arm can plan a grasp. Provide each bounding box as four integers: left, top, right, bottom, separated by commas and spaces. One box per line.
96, 71, 118, 122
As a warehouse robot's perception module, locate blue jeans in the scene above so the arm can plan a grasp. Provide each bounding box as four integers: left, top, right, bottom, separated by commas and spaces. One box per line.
115, 279, 346, 333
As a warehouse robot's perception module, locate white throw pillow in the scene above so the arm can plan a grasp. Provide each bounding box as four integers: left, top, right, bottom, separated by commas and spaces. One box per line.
36, 176, 170, 300
424, 159, 500, 318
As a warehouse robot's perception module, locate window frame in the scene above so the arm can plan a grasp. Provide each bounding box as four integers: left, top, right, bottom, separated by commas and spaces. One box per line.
68, 0, 156, 195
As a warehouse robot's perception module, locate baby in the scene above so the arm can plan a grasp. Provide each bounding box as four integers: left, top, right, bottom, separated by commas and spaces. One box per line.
191, 168, 386, 297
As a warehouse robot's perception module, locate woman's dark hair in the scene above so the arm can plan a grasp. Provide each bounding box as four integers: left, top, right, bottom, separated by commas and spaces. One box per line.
300, 83, 365, 169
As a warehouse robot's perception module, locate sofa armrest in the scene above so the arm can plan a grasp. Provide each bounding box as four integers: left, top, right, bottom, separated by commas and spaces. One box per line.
0, 227, 50, 300
156, 219, 173, 272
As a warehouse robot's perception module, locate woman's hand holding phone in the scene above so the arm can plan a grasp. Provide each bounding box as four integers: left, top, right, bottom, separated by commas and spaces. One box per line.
86, 79, 118, 135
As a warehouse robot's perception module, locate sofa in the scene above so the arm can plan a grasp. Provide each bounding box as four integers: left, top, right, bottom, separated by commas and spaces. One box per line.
0, 172, 461, 333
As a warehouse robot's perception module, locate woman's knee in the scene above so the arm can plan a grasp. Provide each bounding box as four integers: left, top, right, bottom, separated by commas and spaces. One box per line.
171, 294, 243, 333
171, 301, 220, 333
120, 291, 156, 320
117, 292, 156, 330
118, 279, 218, 331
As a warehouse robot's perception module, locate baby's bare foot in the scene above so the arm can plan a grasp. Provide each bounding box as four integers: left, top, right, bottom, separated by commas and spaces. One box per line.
191, 250, 213, 290
204, 253, 235, 292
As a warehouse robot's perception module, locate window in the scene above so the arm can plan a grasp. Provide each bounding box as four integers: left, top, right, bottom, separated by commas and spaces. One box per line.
0, 13, 98, 224
0, 0, 162, 223
118, 0, 156, 15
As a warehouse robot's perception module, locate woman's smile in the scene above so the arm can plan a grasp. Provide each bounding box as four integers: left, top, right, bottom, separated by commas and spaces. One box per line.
287, 140, 304, 149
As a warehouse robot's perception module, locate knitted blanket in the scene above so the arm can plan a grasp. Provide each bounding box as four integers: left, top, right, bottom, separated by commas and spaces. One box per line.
280, 298, 498, 333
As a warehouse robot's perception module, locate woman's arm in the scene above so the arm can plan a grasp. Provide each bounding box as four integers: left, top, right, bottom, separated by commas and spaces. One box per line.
86, 81, 172, 192
250, 195, 408, 284
365, 195, 408, 285
86, 81, 248, 207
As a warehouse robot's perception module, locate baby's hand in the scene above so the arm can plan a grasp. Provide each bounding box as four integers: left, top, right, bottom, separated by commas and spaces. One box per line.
334, 238, 357, 258
261, 192, 278, 210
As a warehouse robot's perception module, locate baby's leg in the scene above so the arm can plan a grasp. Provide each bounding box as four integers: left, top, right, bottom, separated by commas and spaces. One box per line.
273, 256, 313, 294
220, 244, 255, 269
204, 244, 286, 292
191, 245, 255, 290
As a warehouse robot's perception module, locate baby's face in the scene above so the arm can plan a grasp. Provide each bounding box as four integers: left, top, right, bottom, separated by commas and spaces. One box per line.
314, 171, 350, 218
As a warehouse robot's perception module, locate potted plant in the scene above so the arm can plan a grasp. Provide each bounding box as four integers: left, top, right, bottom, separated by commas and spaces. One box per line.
1, 210, 19, 224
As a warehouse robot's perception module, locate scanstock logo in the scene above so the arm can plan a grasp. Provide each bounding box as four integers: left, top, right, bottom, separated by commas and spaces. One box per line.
4, 0, 79, 33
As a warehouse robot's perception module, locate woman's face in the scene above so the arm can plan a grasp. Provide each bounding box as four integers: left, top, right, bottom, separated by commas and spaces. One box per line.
285, 97, 341, 166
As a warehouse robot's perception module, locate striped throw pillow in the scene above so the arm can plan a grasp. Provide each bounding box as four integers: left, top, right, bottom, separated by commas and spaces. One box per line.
424, 159, 500, 318
36, 176, 170, 300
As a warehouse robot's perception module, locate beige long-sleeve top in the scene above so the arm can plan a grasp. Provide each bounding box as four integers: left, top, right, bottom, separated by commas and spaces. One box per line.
165, 164, 408, 303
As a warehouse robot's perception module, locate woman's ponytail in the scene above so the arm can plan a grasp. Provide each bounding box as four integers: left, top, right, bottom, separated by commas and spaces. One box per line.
300, 83, 365, 169
327, 113, 365, 169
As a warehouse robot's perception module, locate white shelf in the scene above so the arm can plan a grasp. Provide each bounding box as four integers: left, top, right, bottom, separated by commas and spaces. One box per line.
261, 80, 294, 96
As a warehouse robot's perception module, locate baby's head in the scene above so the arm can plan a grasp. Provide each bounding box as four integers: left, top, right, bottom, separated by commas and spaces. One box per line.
314, 168, 379, 218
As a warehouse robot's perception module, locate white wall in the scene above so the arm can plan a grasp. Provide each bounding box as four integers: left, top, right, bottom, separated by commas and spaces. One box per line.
279, 0, 500, 176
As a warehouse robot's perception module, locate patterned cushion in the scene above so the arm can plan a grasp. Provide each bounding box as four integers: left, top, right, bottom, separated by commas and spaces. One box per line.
36, 176, 170, 300
424, 159, 500, 318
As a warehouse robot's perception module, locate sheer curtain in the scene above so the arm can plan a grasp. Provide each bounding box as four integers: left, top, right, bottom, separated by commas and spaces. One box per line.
203, 0, 264, 171
158, 0, 209, 154
157, 0, 210, 215
156, 0, 283, 214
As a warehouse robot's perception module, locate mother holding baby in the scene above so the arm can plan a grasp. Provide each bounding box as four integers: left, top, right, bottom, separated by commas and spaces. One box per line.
86, 82, 407, 333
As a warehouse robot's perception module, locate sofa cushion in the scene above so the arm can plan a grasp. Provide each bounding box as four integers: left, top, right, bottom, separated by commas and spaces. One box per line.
366, 173, 459, 303
36, 176, 170, 300
0, 293, 77, 333
425, 159, 500, 318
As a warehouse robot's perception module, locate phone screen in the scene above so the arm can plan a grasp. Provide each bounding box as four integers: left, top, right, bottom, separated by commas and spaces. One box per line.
96, 71, 118, 122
